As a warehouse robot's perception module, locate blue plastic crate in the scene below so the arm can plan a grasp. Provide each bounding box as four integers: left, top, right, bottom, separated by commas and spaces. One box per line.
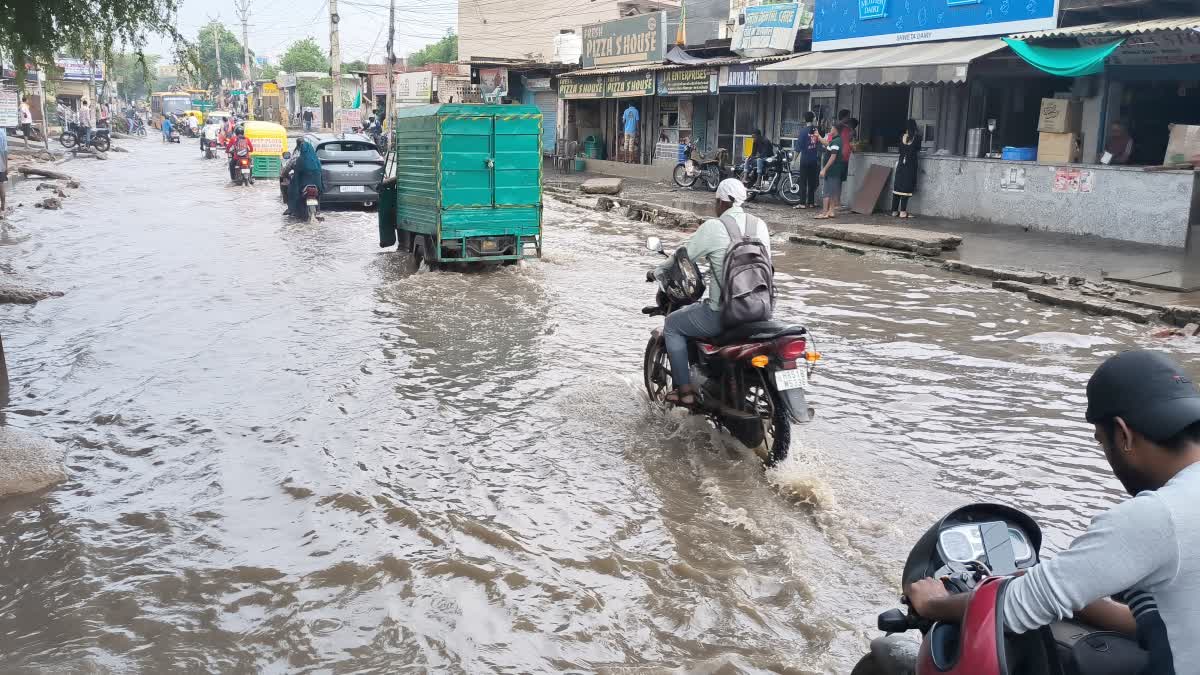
1001, 146, 1036, 162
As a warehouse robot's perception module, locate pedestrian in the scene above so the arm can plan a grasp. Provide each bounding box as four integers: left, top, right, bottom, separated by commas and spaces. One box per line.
815, 120, 850, 220
621, 102, 639, 161
891, 119, 921, 219
161, 113, 173, 143
18, 96, 33, 148
1104, 121, 1134, 165
79, 99, 94, 147
303, 108, 314, 132
793, 111, 821, 209
0, 130, 8, 214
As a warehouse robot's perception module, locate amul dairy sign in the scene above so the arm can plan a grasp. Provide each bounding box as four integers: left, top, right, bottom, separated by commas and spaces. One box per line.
581, 13, 667, 69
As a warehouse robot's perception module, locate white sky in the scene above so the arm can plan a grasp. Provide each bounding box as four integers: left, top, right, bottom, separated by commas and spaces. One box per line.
145, 0, 459, 65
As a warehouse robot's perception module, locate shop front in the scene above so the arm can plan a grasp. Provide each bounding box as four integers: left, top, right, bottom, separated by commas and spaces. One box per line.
655, 68, 718, 156
717, 64, 770, 163
560, 71, 657, 164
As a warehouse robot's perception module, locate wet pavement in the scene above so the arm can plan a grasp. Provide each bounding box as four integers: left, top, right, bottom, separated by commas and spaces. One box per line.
2, 142, 1200, 673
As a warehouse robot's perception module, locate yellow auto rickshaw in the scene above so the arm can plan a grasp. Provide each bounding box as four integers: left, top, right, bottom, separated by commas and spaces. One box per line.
242, 120, 290, 179
182, 109, 206, 126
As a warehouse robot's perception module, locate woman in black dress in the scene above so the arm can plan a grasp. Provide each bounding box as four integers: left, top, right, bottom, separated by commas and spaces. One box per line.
891, 119, 921, 218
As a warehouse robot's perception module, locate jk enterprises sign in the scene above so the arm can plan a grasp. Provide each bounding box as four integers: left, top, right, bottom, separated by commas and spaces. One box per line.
582, 13, 667, 69
657, 69, 718, 96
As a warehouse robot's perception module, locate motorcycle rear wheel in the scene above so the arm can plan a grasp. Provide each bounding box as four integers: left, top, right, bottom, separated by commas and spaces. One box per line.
850, 655, 886, 675
744, 380, 790, 466
672, 164, 698, 189
701, 165, 721, 191
306, 205, 317, 223
59, 132, 77, 149
642, 336, 673, 403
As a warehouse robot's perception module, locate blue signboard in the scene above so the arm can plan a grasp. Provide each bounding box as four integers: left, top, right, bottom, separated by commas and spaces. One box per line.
814, 0, 1059, 51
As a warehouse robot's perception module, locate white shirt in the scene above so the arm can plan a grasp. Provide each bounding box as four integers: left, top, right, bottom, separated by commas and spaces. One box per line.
19, 102, 32, 125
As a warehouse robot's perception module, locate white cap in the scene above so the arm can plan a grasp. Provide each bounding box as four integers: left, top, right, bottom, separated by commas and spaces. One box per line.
715, 178, 747, 205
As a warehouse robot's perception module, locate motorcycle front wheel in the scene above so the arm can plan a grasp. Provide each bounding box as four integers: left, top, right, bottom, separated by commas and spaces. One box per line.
701, 165, 721, 191
777, 173, 803, 205
59, 132, 77, 149
672, 163, 698, 188
642, 336, 673, 403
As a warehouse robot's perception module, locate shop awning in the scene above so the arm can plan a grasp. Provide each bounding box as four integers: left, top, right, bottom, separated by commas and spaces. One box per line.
1001, 37, 1125, 77
757, 37, 1008, 87
1008, 16, 1200, 40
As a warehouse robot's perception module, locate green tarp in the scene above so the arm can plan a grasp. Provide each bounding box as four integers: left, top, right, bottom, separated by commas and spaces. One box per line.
1002, 37, 1125, 77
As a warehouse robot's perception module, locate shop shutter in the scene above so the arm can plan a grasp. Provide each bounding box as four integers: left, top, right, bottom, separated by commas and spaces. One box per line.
534, 91, 557, 153
693, 97, 708, 153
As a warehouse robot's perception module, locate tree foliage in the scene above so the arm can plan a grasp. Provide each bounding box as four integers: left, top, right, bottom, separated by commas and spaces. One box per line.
280, 38, 329, 74
408, 30, 457, 67
297, 80, 325, 107
195, 22, 250, 88
341, 59, 368, 73
110, 51, 161, 99
1, 0, 192, 86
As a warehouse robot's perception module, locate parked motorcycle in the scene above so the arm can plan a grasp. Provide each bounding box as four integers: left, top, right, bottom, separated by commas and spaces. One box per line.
672, 143, 728, 192
852, 502, 1149, 675
59, 121, 111, 153
641, 237, 816, 466
734, 149, 804, 205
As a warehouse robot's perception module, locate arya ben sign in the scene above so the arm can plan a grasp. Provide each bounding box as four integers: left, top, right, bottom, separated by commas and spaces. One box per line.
582, 13, 667, 69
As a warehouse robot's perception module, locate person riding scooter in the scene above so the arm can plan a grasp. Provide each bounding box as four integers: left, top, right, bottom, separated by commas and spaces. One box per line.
652, 178, 771, 408
200, 117, 221, 157
907, 349, 1200, 672
226, 126, 254, 182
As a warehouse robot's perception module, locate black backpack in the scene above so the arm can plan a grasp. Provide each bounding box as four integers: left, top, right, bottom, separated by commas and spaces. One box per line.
718, 213, 774, 327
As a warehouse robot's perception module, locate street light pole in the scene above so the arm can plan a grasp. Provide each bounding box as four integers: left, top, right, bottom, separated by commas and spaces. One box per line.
235, 0, 251, 86
329, 0, 342, 129
385, 0, 395, 131
209, 15, 224, 89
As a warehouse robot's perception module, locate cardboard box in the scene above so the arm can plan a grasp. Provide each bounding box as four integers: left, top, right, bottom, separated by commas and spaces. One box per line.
1038, 98, 1080, 134
1038, 132, 1079, 164
1163, 124, 1200, 165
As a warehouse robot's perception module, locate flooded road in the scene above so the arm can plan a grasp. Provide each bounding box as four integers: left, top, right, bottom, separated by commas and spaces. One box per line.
1, 142, 1197, 673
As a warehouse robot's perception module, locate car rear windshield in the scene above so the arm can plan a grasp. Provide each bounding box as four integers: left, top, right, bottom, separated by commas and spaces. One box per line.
318, 142, 377, 153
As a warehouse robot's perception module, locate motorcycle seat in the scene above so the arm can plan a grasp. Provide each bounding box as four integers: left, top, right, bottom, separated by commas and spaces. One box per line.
708, 321, 806, 346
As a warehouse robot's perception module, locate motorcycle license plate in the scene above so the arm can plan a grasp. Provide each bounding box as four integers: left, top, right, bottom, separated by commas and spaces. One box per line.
240, 168, 250, 174
340, 185, 365, 193
306, 199, 319, 206
775, 368, 809, 391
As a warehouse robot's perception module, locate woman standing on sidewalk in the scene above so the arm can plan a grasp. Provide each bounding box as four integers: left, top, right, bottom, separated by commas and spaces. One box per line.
891, 119, 921, 219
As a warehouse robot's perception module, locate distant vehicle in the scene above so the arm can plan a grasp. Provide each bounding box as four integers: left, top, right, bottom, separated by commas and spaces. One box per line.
149, 92, 191, 129
279, 133, 383, 208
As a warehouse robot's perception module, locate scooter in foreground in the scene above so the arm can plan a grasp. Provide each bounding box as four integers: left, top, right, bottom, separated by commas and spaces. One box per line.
230, 150, 254, 186
641, 237, 816, 466
853, 503, 1149, 675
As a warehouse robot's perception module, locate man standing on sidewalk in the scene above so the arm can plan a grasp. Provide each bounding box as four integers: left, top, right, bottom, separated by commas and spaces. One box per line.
18, 96, 34, 148
303, 109, 314, 132
621, 103, 640, 162
78, 99, 94, 147
793, 111, 821, 209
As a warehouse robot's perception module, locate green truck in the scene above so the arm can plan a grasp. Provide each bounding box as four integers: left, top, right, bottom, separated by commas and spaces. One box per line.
377, 103, 544, 266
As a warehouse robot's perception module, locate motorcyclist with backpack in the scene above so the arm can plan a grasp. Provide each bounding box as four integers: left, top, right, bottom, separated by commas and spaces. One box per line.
225, 125, 254, 182
651, 178, 772, 407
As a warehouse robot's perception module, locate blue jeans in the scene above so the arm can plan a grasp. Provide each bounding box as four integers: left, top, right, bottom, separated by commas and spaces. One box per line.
664, 302, 724, 388
304, 120, 312, 131
744, 157, 765, 179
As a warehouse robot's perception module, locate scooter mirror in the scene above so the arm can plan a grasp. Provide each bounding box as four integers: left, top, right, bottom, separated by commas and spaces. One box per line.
645, 237, 663, 253
283, 151, 292, 160
877, 608, 911, 633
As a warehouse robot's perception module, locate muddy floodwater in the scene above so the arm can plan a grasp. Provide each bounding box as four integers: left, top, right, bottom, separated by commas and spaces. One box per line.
1, 144, 1197, 673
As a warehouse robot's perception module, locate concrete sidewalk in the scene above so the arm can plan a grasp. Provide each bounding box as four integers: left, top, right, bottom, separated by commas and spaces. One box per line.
547, 168, 1200, 323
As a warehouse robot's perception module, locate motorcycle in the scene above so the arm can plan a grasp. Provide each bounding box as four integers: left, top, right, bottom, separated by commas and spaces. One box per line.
641, 237, 816, 466
735, 149, 804, 205
672, 144, 728, 192
303, 185, 320, 223
230, 149, 254, 186
59, 121, 111, 153
853, 503, 1149, 675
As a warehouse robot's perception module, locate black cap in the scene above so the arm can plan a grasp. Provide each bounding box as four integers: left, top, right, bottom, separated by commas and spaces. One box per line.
1086, 350, 1200, 443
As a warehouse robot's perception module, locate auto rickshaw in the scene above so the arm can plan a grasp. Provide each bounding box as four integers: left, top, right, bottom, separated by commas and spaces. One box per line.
182, 109, 205, 126
242, 120, 290, 179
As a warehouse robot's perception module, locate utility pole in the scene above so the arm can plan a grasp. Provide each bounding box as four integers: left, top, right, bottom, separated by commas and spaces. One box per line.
385, 0, 395, 131
234, 0, 251, 86
208, 14, 224, 89
329, 0, 342, 129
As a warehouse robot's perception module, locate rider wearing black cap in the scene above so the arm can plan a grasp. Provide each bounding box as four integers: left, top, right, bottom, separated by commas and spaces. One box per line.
908, 349, 1200, 672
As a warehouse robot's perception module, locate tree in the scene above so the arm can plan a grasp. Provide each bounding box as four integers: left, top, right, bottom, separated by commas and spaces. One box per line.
408, 30, 457, 67
259, 63, 279, 80
1, 0, 191, 87
297, 81, 325, 107
110, 52, 161, 100
280, 38, 329, 75
195, 22, 249, 88
341, 59, 368, 74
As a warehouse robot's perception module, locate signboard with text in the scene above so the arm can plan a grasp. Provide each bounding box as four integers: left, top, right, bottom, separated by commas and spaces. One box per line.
732, 3, 806, 57
559, 76, 605, 99
395, 71, 433, 105
56, 58, 105, 82
657, 69, 718, 96
479, 67, 509, 102
719, 64, 760, 89
0, 89, 18, 128
605, 72, 655, 98
1081, 31, 1200, 66
813, 0, 1058, 51
582, 13, 667, 69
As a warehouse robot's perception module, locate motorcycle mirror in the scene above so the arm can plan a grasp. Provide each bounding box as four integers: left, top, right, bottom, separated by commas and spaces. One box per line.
877, 608, 911, 633
283, 152, 292, 159
645, 237, 663, 253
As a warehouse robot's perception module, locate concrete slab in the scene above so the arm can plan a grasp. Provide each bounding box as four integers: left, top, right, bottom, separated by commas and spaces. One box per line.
812, 223, 961, 256
580, 177, 624, 195
1120, 270, 1200, 293
0, 427, 67, 498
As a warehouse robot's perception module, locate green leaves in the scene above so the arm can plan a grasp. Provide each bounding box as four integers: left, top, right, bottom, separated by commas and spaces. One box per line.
408, 30, 456, 68
280, 38, 329, 75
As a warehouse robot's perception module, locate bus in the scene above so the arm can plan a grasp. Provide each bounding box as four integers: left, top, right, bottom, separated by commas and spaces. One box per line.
149, 92, 191, 128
